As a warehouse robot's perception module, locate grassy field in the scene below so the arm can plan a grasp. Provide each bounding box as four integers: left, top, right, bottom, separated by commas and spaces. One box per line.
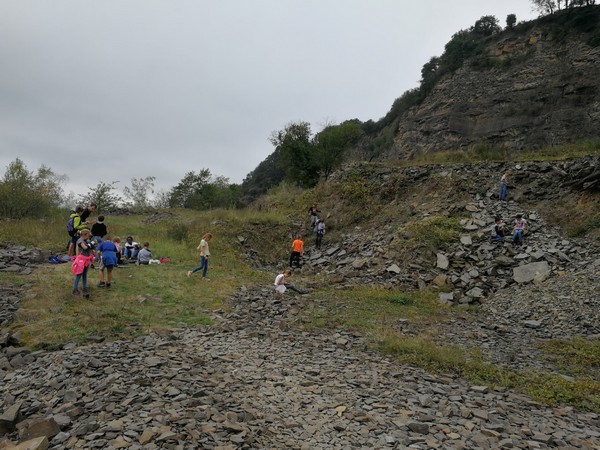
0, 209, 274, 348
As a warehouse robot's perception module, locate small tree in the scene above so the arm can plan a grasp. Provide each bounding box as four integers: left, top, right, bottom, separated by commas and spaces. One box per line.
506, 14, 517, 29
79, 181, 122, 213
471, 15, 501, 36
269, 121, 318, 188
530, 0, 558, 14
168, 169, 212, 208
0, 158, 66, 218
314, 120, 363, 180
152, 190, 171, 208
123, 176, 155, 208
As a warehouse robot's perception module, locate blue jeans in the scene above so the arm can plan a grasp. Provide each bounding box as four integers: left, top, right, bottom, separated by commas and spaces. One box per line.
512, 229, 523, 243
125, 248, 139, 259
499, 183, 507, 200
191, 256, 209, 277
74, 266, 89, 290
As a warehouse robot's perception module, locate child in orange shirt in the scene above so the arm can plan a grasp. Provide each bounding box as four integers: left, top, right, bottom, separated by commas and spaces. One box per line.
289, 234, 304, 268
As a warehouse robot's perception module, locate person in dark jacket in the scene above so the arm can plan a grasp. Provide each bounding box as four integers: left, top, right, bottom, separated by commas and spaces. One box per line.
91, 215, 108, 244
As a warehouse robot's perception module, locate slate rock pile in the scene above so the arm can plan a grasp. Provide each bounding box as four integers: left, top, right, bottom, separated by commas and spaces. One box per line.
2, 288, 600, 449
0, 244, 44, 379
0, 244, 44, 275
298, 158, 600, 305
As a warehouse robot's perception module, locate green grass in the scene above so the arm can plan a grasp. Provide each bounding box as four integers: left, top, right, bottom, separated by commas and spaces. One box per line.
410, 138, 600, 165
5, 208, 271, 348
380, 335, 600, 411
538, 338, 600, 377
401, 216, 462, 249
301, 285, 446, 334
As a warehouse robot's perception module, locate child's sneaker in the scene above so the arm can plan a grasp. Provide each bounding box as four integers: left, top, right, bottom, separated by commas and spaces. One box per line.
82, 288, 90, 299
98, 282, 106, 288
187, 271, 192, 278
72, 289, 80, 296
106, 283, 111, 288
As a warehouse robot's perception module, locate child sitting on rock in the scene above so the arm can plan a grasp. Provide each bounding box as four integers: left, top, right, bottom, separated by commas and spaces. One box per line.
274, 270, 306, 295
491, 216, 506, 241
512, 214, 528, 246
113, 237, 124, 265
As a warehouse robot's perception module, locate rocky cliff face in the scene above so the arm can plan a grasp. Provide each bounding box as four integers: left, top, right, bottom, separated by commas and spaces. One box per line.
390, 23, 600, 158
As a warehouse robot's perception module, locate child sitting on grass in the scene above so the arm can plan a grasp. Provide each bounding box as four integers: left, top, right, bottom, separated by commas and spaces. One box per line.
113, 237, 124, 265
137, 242, 154, 265
96, 236, 118, 287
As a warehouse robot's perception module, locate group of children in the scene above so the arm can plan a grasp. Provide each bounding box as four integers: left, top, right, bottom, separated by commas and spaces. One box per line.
71, 230, 158, 297
273, 203, 328, 295
495, 170, 531, 245
68, 204, 160, 298
287, 203, 327, 270
491, 213, 529, 245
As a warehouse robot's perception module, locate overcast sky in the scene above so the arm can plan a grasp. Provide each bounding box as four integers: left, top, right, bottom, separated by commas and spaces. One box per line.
0, 1, 536, 199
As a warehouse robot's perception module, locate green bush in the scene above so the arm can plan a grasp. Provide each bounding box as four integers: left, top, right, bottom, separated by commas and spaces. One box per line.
168, 223, 189, 242
405, 216, 462, 249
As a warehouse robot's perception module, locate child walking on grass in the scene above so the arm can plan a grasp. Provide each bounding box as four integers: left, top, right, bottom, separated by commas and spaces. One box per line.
187, 233, 212, 280
72, 229, 94, 298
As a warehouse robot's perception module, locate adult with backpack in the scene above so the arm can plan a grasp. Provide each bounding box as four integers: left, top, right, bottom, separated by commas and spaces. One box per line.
67, 206, 86, 256
67, 203, 96, 256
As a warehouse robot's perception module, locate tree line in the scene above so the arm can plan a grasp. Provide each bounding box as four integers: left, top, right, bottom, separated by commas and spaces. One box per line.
0, 158, 243, 218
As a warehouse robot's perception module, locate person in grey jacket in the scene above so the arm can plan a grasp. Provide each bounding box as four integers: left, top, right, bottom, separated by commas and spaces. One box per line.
137, 242, 153, 265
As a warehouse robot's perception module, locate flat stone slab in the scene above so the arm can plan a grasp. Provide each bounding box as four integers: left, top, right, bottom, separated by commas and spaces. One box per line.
513, 261, 550, 284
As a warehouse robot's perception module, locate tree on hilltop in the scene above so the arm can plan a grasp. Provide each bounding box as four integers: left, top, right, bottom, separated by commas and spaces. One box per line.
314, 120, 363, 180
530, 0, 596, 14
269, 121, 317, 188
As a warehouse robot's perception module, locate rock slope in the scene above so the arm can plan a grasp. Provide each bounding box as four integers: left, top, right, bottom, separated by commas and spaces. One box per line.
1, 289, 600, 449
